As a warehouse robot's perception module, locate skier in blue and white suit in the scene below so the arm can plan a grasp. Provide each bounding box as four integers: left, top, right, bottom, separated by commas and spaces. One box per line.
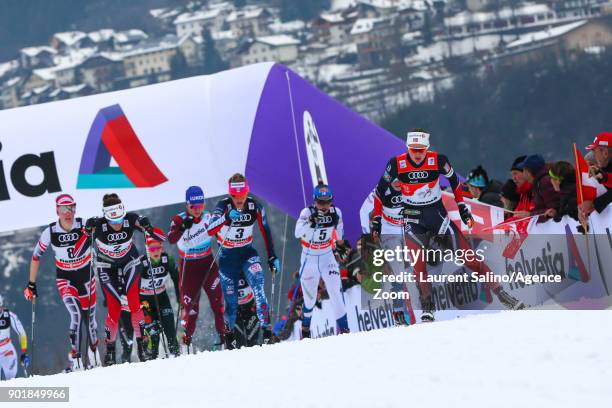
207, 173, 280, 348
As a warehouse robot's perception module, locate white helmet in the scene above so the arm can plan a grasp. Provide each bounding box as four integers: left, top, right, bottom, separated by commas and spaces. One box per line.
406, 130, 430, 149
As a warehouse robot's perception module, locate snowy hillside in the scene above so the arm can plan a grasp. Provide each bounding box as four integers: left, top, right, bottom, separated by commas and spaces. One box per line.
7, 311, 612, 407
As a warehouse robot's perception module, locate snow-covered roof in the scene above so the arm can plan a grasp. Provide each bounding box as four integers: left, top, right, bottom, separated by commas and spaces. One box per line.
113, 29, 148, 44
87, 29, 115, 43
255, 35, 300, 47
49, 83, 90, 97
174, 9, 222, 25
53, 31, 87, 46
319, 13, 345, 24
446, 3, 551, 27
0, 60, 19, 78
269, 20, 306, 34
121, 35, 184, 58
20, 46, 57, 57
32, 68, 57, 81
4, 77, 21, 88
226, 7, 268, 22
52, 47, 97, 70
357, 0, 396, 9
506, 20, 587, 49
350, 18, 379, 35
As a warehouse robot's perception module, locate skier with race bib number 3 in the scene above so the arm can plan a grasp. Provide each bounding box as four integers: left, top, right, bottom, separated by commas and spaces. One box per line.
207, 174, 280, 349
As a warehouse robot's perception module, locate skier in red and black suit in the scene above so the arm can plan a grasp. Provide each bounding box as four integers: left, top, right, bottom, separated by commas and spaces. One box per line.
79, 193, 164, 365
374, 129, 524, 322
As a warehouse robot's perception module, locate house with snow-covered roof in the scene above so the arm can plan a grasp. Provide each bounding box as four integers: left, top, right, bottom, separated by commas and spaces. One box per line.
231, 35, 300, 67
226, 7, 273, 37
174, 8, 227, 38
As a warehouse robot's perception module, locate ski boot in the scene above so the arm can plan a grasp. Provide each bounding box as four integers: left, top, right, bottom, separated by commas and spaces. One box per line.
262, 327, 276, 345
65, 348, 83, 372
420, 296, 435, 323
495, 289, 525, 310
104, 342, 116, 366
224, 329, 238, 350
301, 325, 311, 340
136, 337, 150, 362
87, 340, 101, 368
393, 310, 408, 326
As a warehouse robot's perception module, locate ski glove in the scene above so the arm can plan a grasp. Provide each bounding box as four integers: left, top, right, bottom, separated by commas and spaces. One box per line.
371, 216, 382, 235
268, 256, 281, 274
20, 353, 30, 368
181, 216, 194, 230
458, 203, 474, 227
228, 209, 241, 222
308, 212, 319, 228
138, 216, 153, 233
84, 217, 100, 233
24, 281, 37, 300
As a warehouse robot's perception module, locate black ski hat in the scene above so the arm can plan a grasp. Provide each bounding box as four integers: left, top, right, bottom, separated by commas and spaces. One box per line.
500, 179, 520, 201
511, 156, 527, 171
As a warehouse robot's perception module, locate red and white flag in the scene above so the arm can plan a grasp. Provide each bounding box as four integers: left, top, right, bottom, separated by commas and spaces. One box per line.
574, 143, 606, 204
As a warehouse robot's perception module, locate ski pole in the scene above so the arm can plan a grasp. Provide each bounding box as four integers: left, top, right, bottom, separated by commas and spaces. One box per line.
84, 232, 97, 369
143, 233, 170, 359
30, 297, 36, 377
174, 224, 191, 335
276, 213, 289, 319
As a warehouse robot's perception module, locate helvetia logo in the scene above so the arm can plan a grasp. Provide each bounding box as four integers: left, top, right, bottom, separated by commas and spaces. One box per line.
77, 104, 168, 189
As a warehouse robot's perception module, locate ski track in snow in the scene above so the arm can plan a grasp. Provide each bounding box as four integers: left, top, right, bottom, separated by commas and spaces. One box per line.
7, 311, 612, 407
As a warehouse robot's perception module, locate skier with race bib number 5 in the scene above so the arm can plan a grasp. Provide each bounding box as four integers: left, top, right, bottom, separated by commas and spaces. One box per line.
207, 173, 280, 349
295, 184, 349, 339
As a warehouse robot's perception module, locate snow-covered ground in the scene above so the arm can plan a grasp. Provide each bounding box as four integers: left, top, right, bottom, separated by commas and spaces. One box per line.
7, 311, 612, 407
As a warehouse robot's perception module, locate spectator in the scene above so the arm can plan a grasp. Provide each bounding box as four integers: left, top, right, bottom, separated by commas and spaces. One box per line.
500, 179, 520, 215
517, 154, 560, 221
510, 156, 534, 217
579, 132, 612, 220
465, 165, 503, 207
547, 161, 578, 221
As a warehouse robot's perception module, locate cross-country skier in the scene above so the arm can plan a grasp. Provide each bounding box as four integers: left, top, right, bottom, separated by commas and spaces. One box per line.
79, 193, 164, 365
139, 228, 180, 358
24, 194, 99, 371
375, 129, 524, 322
0, 294, 29, 380
361, 186, 411, 326
295, 183, 349, 338
207, 173, 280, 349
168, 186, 225, 350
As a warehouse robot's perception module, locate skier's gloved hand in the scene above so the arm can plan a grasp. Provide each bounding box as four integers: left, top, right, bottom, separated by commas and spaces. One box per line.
23, 281, 37, 301
138, 216, 153, 233
308, 212, 318, 228
371, 216, 382, 236
228, 209, 241, 222
20, 353, 30, 368
85, 217, 99, 233
181, 216, 194, 230
268, 256, 281, 274
329, 210, 339, 227
458, 203, 474, 227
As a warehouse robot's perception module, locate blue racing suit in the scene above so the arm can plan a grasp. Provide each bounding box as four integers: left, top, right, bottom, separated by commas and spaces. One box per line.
208, 196, 276, 330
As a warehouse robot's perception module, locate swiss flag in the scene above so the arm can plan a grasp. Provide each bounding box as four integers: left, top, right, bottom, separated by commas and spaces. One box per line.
573, 143, 606, 203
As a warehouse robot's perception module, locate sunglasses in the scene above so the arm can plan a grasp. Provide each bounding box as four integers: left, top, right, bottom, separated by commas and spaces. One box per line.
230, 194, 248, 199
148, 246, 162, 252
58, 205, 75, 214
315, 199, 332, 205
408, 147, 427, 154
188, 204, 204, 210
